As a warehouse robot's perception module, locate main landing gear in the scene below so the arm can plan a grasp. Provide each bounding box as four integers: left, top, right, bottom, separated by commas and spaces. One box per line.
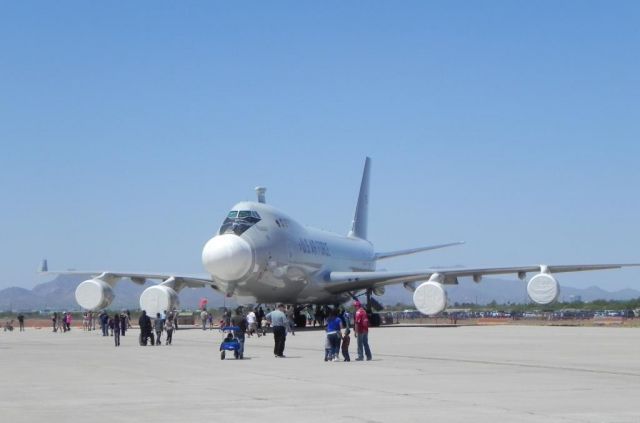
364, 289, 382, 327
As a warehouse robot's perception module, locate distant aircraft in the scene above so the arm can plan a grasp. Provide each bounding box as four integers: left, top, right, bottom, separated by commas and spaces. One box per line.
40, 158, 639, 325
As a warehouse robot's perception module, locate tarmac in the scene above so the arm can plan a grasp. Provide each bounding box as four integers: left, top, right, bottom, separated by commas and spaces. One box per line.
1, 324, 639, 423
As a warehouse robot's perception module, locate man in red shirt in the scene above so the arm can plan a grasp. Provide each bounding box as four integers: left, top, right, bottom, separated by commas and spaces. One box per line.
353, 300, 372, 361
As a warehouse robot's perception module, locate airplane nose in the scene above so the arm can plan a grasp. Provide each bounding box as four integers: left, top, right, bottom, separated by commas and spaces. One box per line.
202, 234, 253, 281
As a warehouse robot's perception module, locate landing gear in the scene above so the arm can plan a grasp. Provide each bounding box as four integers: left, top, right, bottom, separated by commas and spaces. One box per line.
291, 305, 307, 328
365, 288, 381, 327
369, 313, 381, 327
294, 314, 307, 328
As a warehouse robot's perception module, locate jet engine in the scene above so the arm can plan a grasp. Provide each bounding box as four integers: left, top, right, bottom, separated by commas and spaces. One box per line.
412, 281, 447, 316
139, 285, 179, 317
527, 272, 560, 305
75, 279, 115, 311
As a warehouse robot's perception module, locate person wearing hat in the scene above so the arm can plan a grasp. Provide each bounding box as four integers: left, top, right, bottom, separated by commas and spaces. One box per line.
353, 300, 372, 361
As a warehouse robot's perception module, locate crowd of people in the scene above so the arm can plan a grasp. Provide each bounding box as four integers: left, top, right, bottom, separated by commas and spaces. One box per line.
208, 300, 372, 361
138, 310, 178, 347
4, 301, 374, 361
52, 312, 74, 332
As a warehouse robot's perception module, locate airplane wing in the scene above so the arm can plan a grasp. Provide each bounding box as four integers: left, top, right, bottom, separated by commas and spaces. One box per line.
374, 241, 465, 260
39, 260, 220, 315
40, 263, 215, 290
324, 263, 640, 294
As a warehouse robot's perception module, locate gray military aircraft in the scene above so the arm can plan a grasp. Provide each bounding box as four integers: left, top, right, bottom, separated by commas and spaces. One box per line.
41, 158, 638, 325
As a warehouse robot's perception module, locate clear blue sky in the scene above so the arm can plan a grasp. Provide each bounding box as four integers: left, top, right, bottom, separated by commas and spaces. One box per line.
1, 1, 639, 291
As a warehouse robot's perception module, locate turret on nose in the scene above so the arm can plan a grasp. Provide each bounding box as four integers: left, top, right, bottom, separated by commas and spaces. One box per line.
202, 234, 253, 280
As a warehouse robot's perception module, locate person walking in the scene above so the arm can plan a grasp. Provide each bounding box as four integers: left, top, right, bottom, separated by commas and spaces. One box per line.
164, 313, 174, 345
154, 313, 163, 346
266, 304, 288, 358
58, 312, 66, 333
325, 309, 342, 361
230, 308, 247, 359
100, 311, 109, 336
120, 311, 127, 336
138, 310, 152, 346
341, 328, 351, 361
52, 312, 58, 332
172, 310, 179, 331
286, 306, 296, 336
342, 309, 352, 329
256, 307, 265, 333
354, 300, 372, 361
246, 309, 257, 337
200, 309, 208, 330
17, 314, 25, 332
113, 314, 121, 347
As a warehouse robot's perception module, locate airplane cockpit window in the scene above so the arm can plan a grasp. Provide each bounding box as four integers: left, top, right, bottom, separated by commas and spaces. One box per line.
219, 210, 261, 235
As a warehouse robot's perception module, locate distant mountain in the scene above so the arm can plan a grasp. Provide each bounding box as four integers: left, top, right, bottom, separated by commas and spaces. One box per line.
0, 275, 236, 312
0, 275, 638, 312
0, 287, 46, 310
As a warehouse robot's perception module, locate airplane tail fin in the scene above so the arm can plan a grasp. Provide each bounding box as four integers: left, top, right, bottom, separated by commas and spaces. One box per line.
348, 157, 371, 240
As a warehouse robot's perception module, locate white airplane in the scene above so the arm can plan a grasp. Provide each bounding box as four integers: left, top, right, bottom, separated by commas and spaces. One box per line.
41, 158, 638, 325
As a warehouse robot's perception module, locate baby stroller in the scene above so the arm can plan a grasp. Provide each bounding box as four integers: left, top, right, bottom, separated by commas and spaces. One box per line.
3, 320, 14, 332
219, 326, 241, 360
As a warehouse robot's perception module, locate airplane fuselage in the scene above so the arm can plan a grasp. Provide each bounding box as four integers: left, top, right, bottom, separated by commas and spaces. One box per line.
202, 201, 375, 305
48, 157, 638, 318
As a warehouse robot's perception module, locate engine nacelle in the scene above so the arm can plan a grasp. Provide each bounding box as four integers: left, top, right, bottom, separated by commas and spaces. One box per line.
75, 279, 115, 311
413, 281, 448, 316
527, 273, 560, 305
140, 285, 180, 317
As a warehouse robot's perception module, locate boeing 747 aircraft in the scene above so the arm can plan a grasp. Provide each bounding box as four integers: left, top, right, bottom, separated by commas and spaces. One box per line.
41, 158, 638, 325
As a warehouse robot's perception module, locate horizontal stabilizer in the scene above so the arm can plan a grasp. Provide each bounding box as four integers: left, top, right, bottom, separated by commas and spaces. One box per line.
375, 241, 465, 260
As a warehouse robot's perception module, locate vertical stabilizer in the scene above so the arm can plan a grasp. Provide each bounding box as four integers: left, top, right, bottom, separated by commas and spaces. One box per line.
348, 157, 371, 239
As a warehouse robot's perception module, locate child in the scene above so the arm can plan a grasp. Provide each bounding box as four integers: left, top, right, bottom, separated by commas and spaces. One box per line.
341, 328, 351, 362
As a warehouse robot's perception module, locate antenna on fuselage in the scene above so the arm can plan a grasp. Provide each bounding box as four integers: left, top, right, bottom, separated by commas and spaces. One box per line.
255, 186, 267, 203
348, 157, 371, 240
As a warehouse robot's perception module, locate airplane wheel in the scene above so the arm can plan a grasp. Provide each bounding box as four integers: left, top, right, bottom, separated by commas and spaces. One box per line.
220, 351, 225, 360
